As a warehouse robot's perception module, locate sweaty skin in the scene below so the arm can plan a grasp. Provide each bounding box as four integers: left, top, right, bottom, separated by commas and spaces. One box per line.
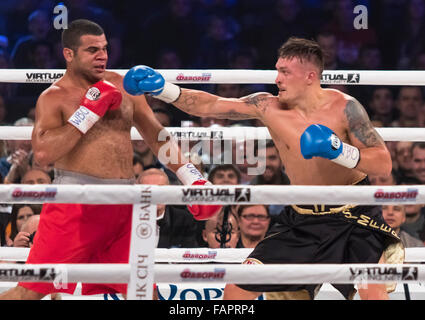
32, 71, 185, 180
168, 56, 392, 300
32, 34, 185, 180
173, 88, 388, 185
33, 72, 134, 178
169, 56, 391, 186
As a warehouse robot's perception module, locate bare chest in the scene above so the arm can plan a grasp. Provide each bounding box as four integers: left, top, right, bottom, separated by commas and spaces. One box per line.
61, 91, 134, 134
265, 106, 347, 151
55, 87, 135, 178
262, 106, 355, 184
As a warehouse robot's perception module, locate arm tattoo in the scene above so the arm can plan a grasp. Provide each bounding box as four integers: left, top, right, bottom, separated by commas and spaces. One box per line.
174, 93, 199, 114
242, 93, 270, 113
215, 111, 255, 120
212, 93, 271, 120
174, 91, 268, 120
344, 99, 384, 147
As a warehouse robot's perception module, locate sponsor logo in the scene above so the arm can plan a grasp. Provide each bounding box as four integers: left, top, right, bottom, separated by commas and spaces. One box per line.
12, 187, 57, 200
85, 87, 101, 101
25, 72, 64, 83
0, 267, 57, 281
347, 73, 360, 83
176, 73, 212, 82
169, 130, 224, 140
402, 267, 418, 280
321, 73, 360, 84
330, 134, 341, 150
68, 106, 92, 126
180, 268, 226, 280
349, 266, 418, 281
182, 250, 218, 260
136, 223, 152, 239
374, 188, 418, 202
181, 187, 251, 203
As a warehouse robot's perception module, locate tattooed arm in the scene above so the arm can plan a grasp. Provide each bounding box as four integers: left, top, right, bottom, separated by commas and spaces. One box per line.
172, 89, 273, 120
344, 98, 392, 176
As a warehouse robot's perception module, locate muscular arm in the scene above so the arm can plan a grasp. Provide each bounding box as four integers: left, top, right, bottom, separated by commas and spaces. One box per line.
344, 98, 392, 176
132, 94, 187, 173
32, 90, 83, 166
173, 89, 272, 120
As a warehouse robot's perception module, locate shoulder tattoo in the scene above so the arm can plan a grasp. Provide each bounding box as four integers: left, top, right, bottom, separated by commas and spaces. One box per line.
241, 93, 270, 114
344, 98, 384, 147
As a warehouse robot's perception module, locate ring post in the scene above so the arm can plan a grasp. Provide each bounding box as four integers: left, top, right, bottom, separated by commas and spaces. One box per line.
127, 193, 156, 299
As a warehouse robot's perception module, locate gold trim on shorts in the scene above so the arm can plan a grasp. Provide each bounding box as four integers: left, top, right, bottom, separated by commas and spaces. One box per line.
291, 204, 357, 215
243, 258, 263, 265
382, 241, 406, 293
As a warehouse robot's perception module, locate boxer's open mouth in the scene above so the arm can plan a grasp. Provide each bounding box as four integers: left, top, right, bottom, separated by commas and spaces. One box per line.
94, 65, 105, 72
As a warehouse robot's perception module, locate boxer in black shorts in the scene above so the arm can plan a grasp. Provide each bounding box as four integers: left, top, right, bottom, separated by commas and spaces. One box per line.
125, 37, 403, 299
237, 177, 403, 300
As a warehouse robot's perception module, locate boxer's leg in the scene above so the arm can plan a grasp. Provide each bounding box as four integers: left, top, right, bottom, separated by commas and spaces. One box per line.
0, 285, 46, 300
358, 254, 389, 300
223, 284, 261, 300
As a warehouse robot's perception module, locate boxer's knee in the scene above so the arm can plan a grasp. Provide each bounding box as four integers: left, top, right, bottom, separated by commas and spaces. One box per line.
265, 289, 312, 300
223, 283, 261, 300
358, 284, 389, 300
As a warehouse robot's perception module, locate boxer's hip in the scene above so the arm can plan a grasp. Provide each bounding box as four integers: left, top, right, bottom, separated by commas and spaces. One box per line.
290, 175, 370, 216
53, 168, 135, 185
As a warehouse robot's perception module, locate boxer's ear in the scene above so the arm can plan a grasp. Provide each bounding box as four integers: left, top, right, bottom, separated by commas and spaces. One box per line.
63, 47, 74, 62
306, 71, 317, 85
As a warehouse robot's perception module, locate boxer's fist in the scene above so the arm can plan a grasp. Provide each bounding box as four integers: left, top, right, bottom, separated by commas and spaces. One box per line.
123, 65, 164, 95
187, 179, 222, 220
176, 163, 222, 220
123, 65, 181, 103
300, 124, 342, 160
68, 81, 122, 134
300, 124, 360, 169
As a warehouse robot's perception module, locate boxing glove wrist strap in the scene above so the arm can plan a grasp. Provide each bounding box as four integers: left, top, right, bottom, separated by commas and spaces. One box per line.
67, 106, 100, 134
156, 82, 181, 103
331, 142, 360, 169
176, 163, 205, 185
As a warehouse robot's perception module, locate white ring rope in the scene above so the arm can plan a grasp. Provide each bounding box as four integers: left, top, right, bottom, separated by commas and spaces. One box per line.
0, 262, 421, 284
0, 126, 424, 142
0, 68, 423, 294
2, 184, 424, 205
1, 247, 423, 263
2, 69, 425, 86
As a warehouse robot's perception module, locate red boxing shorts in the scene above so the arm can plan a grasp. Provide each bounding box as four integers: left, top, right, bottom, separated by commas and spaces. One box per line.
20, 203, 132, 295
19, 169, 134, 296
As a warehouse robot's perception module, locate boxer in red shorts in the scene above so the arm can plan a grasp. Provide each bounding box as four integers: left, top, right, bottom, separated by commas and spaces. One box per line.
21, 171, 135, 296
0, 19, 220, 300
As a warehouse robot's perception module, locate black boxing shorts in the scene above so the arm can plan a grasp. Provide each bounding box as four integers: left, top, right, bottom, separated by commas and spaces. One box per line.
236, 177, 404, 300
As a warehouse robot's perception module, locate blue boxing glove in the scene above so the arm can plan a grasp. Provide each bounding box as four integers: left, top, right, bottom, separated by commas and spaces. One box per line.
300, 124, 360, 169
123, 65, 181, 103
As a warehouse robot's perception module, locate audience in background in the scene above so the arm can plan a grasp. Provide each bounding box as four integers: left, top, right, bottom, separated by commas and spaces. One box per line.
137, 168, 198, 248
0, 2, 424, 257
201, 209, 240, 248
236, 204, 271, 248
5, 203, 42, 247
382, 205, 424, 247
